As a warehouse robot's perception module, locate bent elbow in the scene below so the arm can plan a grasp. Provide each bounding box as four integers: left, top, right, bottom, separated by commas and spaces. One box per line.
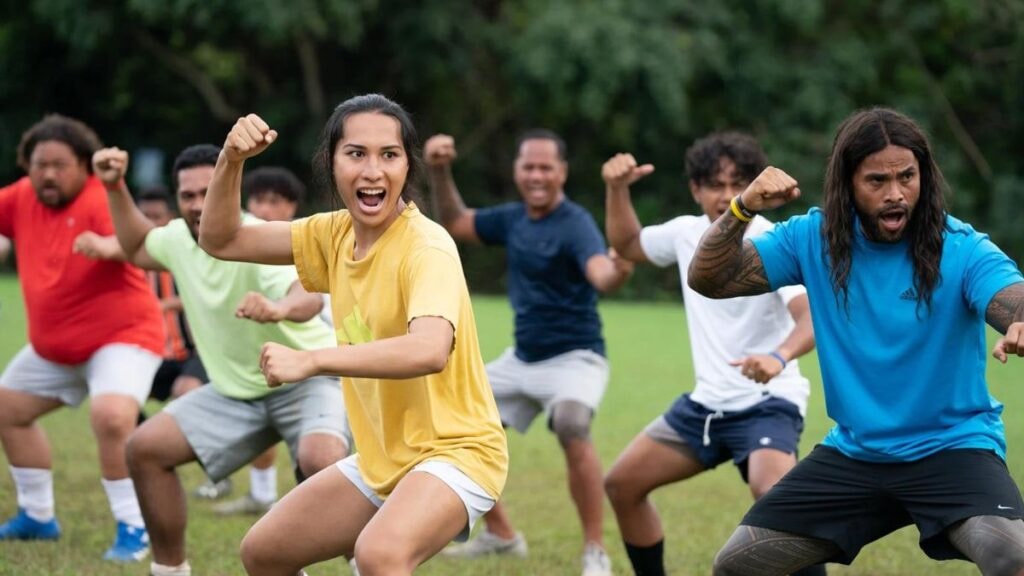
687, 273, 726, 299
198, 233, 232, 259
422, 351, 450, 375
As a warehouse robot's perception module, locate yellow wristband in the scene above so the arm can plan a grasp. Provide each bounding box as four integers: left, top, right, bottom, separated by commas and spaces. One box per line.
730, 197, 753, 222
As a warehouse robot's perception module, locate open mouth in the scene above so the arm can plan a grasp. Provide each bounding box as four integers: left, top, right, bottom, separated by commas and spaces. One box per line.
878, 209, 907, 233
356, 188, 386, 212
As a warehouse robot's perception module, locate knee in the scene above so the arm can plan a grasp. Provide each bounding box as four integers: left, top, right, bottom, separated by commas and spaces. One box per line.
748, 478, 776, 500
125, 423, 163, 472
354, 535, 411, 575
711, 548, 747, 576
297, 435, 348, 478
550, 402, 592, 448
240, 524, 276, 573
90, 399, 138, 440
603, 467, 641, 507
984, 549, 1024, 576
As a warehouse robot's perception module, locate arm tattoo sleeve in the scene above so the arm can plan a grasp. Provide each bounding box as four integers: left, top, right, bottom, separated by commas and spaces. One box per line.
985, 282, 1024, 334
688, 213, 771, 299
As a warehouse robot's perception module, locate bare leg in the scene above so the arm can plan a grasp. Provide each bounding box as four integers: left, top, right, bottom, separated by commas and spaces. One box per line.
605, 433, 703, 546
0, 389, 62, 469
947, 515, 1024, 576
713, 525, 839, 576
295, 432, 348, 480
480, 501, 517, 539
552, 401, 605, 547
125, 413, 197, 566
241, 466, 377, 575
89, 393, 140, 480
252, 446, 277, 471
745, 448, 797, 500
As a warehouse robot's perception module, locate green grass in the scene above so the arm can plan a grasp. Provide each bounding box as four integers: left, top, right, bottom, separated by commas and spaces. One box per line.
0, 274, 1022, 575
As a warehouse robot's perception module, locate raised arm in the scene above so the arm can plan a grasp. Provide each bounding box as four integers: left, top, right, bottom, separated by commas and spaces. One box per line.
93, 148, 165, 270
198, 114, 293, 265
688, 167, 800, 299
987, 281, 1024, 363
602, 153, 655, 263
235, 280, 325, 324
423, 134, 479, 243
258, 315, 455, 387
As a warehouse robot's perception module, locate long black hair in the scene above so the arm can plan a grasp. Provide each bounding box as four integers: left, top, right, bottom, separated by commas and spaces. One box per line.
312, 94, 423, 210
822, 107, 947, 312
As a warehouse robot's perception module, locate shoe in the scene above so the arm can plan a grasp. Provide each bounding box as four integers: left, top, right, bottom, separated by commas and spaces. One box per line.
581, 542, 612, 576
192, 477, 232, 500
440, 530, 528, 558
0, 508, 61, 541
212, 493, 274, 516
103, 521, 150, 562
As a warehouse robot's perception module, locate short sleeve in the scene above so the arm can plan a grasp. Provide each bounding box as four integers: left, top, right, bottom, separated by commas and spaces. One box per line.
777, 284, 807, 305
0, 183, 17, 238
473, 203, 518, 246
565, 209, 606, 270
639, 218, 685, 268
291, 214, 334, 294
404, 247, 464, 328
961, 232, 1024, 315
750, 214, 808, 290
144, 224, 171, 268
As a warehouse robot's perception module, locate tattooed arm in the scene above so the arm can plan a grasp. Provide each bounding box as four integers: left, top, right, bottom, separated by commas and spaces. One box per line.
987, 281, 1024, 363
688, 167, 801, 299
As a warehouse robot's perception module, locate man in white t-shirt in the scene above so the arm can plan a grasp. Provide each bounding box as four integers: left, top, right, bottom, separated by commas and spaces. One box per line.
601, 133, 822, 576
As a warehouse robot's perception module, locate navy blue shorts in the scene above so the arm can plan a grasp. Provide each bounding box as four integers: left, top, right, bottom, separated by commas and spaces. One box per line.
661, 394, 804, 481
742, 445, 1024, 563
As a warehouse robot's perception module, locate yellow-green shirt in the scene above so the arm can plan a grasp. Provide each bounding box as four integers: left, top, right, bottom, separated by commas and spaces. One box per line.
291, 203, 508, 499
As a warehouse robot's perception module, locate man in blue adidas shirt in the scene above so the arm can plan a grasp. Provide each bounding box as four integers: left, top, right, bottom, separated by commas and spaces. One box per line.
423, 130, 632, 576
689, 107, 1024, 575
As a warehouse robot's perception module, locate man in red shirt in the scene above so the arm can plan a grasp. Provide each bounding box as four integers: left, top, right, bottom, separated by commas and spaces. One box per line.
0, 115, 165, 563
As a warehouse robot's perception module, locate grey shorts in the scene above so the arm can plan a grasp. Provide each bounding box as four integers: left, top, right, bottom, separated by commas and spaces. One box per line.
486, 347, 609, 433
164, 376, 350, 482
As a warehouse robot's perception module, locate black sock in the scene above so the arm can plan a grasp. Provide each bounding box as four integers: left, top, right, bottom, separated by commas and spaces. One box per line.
624, 539, 665, 576
791, 564, 827, 576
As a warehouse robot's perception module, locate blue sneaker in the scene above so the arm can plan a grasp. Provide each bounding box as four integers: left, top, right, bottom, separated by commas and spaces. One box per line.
102, 521, 150, 562
0, 508, 61, 541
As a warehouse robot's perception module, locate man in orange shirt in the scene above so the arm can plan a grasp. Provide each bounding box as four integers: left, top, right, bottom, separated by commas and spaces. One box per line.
0, 115, 165, 563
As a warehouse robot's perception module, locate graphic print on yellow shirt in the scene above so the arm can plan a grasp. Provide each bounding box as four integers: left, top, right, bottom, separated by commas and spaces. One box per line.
291, 203, 508, 499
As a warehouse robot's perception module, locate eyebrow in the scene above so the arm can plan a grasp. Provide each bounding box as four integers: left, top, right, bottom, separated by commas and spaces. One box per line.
341, 143, 403, 150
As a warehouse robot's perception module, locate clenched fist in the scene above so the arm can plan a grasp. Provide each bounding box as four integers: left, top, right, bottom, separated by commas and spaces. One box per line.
235, 291, 286, 323
259, 342, 316, 388
738, 167, 800, 212
602, 153, 655, 190
224, 114, 278, 162
423, 134, 457, 168
92, 148, 130, 188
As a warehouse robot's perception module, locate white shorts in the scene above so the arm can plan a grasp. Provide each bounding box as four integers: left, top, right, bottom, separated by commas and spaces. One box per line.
335, 454, 495, 542
486, 347, 609, 433
0, 343, 160, 407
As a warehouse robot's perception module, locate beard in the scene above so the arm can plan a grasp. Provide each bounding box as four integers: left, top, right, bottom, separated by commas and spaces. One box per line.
858, 204, 911, 244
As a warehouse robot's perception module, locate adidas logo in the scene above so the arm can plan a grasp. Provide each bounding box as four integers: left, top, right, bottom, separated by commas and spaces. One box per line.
899, 288, 917, 301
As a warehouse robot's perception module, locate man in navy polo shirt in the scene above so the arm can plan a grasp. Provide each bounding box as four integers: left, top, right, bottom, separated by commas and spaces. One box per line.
424, 130, 632, 576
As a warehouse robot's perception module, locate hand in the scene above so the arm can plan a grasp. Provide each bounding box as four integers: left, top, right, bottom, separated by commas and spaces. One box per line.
609, 247, 634, 277
602, 153, 655, 190
236, 292, 286, 323
729, 353, 786, 384
72, 231, 111, 260
223, 114, 278, 162
259, 342, 316, 387
92, 147, 129, 188
992, 322, 1024, 363
423, 134, 457, 168
739, 167, 800, 212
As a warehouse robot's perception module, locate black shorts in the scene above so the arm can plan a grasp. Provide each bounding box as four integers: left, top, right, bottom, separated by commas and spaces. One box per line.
149, 354, 208, 402
742, 445, 1024, 563
662, 394, 803, 481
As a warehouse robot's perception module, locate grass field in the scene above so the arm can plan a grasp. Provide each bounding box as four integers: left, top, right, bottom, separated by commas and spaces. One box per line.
0, 273, 1021, 575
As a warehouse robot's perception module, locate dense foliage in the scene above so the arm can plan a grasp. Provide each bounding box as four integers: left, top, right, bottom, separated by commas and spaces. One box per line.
2, 0, 1021, 297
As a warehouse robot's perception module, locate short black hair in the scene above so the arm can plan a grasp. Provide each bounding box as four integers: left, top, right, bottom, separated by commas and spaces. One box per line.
17, 114, 103, 174
515, 129, 567, 161
243, 167, 305, 204
684, 132, 766, 187
171, 144, 219, 191
136, 184, 174, 210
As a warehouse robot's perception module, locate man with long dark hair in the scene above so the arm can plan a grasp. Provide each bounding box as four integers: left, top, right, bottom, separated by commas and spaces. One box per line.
688, 107, 1024, 574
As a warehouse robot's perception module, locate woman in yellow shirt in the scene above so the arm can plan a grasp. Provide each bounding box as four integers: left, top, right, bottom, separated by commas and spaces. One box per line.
198, 94, 508, 576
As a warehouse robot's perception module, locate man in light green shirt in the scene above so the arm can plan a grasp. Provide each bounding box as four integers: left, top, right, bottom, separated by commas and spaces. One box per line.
95, 143, 350, 576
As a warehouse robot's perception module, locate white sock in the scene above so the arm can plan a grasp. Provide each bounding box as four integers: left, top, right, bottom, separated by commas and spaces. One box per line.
101, 477, 145, 528
249, 466, 277, 503
10, 466, 54, 522
150, 560, 191, 576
